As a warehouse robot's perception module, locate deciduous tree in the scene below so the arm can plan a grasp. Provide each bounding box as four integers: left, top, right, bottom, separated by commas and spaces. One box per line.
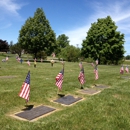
56, 34, 70, 55
18, 8, 56, 58
81, 16, 125, 64
0, 39, 9, 52
59, 45, 80, 62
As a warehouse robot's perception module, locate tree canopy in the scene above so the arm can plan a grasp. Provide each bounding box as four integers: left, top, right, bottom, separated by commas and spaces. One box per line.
81, 16, 125, 64
0, 39, 9, 52
18, 8, 56, 58
55, 34, 70, 55
125, 55, 130, 60
10, 42, 23, 57
56, 34, 70, 48
59, 45, 81, 62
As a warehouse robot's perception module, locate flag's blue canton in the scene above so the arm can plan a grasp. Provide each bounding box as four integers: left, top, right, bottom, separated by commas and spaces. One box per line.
25, 71, 30, 84
95, 65, 98, 70
60, 69, 64, 75
81, 67, 84, 73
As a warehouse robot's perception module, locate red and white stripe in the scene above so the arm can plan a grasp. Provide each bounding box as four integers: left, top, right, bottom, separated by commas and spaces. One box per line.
27, 60, 30, 66
55, 71, 64, 90
19, 82, 30, 101
78, 72, 85, 85
120, 66, 124, 74
79, 62, 82, 69
96, 59, 98, 65
94, 69, 98, 80
52, 53, 55, 58
125, 67, 129, 73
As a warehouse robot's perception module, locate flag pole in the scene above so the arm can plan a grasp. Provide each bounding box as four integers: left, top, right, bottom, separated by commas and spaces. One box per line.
25, 99, 27, 106
80, 83, 83, 89
93, 79, 97, 87
57, 88, 59, 94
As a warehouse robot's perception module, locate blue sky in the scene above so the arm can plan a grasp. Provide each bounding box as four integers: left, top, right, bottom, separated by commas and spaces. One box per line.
0, 0, 130, 55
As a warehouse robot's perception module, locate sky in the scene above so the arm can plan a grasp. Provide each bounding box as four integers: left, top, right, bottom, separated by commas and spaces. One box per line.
0, 0, 130, 55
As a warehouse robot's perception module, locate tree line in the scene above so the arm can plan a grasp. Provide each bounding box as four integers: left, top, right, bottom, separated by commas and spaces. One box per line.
0, 8, 127, 64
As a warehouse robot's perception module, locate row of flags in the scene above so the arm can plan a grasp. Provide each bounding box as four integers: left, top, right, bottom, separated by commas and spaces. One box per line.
26, 53, 56, 66
19, 60, 130, 104
18, 60, 99, 103
120, 66, 129, 74
17, 52, 56, 66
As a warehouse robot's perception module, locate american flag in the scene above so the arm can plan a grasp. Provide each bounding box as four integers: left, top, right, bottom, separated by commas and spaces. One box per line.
52, 53, 55, 58
120, 66, 124, 74
125, 66, 129, 73
27, 60, 30, 66
78, 67, 85, 85
96, 59, 98, 65
6, 56, 9, 61
91, 63, 94, 67
19, 71, 30, 102
79, 62, 82, 69
55, 68, 64, 90
94, 65, 98, 80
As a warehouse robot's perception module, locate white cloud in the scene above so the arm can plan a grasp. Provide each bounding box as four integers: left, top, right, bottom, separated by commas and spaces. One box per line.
0, 0, 27, 29
61, 0, 130, 54
62, 25, 90, 48
0, 0, 23, 16
0, 23, 12, 29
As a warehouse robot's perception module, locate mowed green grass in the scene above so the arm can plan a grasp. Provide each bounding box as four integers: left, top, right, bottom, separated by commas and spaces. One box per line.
0, 54, 130, 130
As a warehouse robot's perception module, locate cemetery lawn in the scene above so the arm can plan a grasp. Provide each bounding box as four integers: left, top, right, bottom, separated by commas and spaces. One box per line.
0, 54, 130, 130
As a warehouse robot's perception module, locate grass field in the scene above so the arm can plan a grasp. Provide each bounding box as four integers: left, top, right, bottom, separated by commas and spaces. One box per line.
0, 54, 130, 130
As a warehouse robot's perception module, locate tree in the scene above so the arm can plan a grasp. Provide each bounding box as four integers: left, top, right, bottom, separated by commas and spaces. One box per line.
56, 34, 70, 54
9, 41, 13, 52
10, 42, 23, 57
18, 8, 56, 58
81, 16, 125, 64
59, 45, 81, 62
125, 55, 130, 60
0, 39, 9, 52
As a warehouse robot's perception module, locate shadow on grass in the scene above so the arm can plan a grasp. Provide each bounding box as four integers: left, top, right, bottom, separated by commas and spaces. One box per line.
22, 105, 34, 111
57, 94, 65, 97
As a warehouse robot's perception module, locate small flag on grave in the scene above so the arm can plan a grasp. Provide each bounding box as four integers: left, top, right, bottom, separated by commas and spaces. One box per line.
94, 65, 98, 80
52, 52, 55, 58
92, 60, 99, 80
96, 59, 98, 65
125, 66, 129, 73
55, 68, 64, 90
120, 65, 124, 74
79, 62, 83, 69
78, 67, 85, 85
78, 63, 85, 89
27, 60, 30, 66
19, 71, 30, 103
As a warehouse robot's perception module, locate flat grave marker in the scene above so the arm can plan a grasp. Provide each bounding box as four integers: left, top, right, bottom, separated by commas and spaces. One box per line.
121, 76, 130, 79
95, 84, 109, 89
53, 95, 82, 106
79, 88, 101, 95
14, 105, 56, 121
